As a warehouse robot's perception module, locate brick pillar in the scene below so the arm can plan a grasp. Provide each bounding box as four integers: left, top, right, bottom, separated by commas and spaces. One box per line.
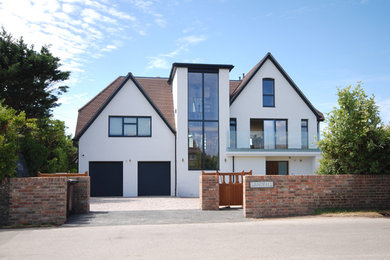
71, 176, 90, 214
200, 175, 219, 210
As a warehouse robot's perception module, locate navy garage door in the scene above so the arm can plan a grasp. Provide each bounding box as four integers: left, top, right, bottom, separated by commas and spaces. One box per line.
89, 162, 123, 196
138, 162, 170, 196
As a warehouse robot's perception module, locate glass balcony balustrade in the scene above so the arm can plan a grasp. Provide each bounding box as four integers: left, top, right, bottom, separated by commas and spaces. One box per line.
227, 130, 320, 152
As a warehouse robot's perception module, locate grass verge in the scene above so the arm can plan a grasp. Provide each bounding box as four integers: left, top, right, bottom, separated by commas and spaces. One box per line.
315, 208, 390, 217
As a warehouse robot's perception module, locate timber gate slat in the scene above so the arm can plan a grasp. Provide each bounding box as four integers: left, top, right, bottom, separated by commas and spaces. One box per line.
202, 170, 252, 207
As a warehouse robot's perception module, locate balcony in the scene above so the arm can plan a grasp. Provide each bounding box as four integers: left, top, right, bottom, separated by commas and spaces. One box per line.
226, 130, 320, 156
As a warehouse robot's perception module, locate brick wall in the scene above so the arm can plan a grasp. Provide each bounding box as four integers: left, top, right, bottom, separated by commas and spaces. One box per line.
0, 180, 10, 226
199, 175, 219, 210
8, 177, 67, 225
71, 176, 90, 214
244, 175, 390, 218
0, 176, 90, 226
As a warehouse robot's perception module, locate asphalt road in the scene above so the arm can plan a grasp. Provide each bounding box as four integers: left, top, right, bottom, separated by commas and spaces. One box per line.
1, 216, 390, 259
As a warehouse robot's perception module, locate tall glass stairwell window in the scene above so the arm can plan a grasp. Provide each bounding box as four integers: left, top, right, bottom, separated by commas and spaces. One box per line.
188, 71, 219, 170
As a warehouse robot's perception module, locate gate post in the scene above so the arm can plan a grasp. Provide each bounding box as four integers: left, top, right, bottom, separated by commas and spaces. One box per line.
200, 173, 219, 210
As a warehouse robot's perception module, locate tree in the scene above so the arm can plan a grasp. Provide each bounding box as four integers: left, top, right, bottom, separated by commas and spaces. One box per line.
317, 84, 390, 175
0, 102, 35, 181
22, 118, 78, 175
0, 28, 70, 119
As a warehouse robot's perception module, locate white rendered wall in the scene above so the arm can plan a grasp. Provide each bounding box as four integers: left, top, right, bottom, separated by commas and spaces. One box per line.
234, 157, 266, 175
233, 156, 317, 175
219, 69, 232, 173
266, 156, 315, 175
230, 59, 319, 150
78, 79, 176, 197
174, 68, 231, 197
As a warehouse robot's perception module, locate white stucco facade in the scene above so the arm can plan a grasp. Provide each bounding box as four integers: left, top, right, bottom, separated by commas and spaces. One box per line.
228, 58, 321, 177
78, 79, 176, 197
77, 53, 323, 197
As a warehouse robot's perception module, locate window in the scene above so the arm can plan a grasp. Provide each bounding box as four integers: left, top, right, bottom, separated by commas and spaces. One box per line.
229, 118, 237, 149
317, 122, 320, 141
109, 116, 151, 137
266, 161, 288, 175
301, 119, 308, 149
188, 71, 219, 170
250, 119, 287, 149
263, 78, 275, 107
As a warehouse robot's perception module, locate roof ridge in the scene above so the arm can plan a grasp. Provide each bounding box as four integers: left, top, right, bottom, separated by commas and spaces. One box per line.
78, 76, 125, 112
134, 76, 169, 79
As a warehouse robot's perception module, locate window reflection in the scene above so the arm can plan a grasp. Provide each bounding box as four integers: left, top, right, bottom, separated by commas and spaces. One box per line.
250, 119, 287, 149
188, 71, 219, 170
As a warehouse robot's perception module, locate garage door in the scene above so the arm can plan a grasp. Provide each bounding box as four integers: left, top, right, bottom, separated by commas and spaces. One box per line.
138, 162, 170, 196
89, 162, 123, 196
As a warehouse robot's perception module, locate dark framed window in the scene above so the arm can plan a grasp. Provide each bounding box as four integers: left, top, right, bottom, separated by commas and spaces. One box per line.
188, 71, 219, 170
109, 116, 151, 137
266, 161, 288, 175
301, 119, 308, 149
250, 119, 287, 149
263, 78, 275, 107
229, 118, 237, 149
317, 121, 320, 141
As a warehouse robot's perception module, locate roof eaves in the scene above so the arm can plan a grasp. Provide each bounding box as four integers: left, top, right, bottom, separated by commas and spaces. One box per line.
266, 53, 324, 121
74, 73, 176, 141
74, 73, 132, 141
229, 52, 324, 121
131, 76, 176, 134
229, 53, 270, 105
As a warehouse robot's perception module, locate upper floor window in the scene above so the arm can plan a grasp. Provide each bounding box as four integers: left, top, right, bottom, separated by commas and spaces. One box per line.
301, 119, 308, 149
109, 116, 151, 137
263, 78, 275, 107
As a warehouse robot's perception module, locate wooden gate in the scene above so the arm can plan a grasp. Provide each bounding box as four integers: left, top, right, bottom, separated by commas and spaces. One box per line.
202, 170, 252, 207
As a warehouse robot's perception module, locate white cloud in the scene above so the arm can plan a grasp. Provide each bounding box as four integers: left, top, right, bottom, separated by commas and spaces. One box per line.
0, 0, 138, 82
147, 35, 206, 69
179, 35, 206, 45
130, 0, 167, 28
147, 57, 170, 69
155, 18, 167, 28
62, 3, 75, 13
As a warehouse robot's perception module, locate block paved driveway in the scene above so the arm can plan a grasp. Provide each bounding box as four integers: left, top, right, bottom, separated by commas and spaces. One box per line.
64, 197, 250, 227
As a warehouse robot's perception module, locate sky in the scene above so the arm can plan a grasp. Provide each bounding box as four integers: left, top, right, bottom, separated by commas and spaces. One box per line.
0, 0, 389, 136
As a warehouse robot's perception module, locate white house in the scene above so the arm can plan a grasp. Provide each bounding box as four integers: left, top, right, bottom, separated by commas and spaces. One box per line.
74, 52, 324, 197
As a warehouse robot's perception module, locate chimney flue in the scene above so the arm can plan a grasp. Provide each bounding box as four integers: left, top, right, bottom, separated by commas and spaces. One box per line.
242, 73, 245, 78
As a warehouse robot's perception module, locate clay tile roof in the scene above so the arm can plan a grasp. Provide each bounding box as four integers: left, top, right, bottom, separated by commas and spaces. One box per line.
75, 75, 175, 140
134, 77, 175, 131
229, 80, 241, 97
75, 76, 125, 138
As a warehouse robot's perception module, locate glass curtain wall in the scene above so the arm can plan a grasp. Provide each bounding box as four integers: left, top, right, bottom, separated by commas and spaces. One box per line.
188, 72, 219, 170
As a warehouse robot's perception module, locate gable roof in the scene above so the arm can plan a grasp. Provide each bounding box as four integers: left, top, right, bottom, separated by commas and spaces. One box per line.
74, 74, 175, 140
230, 52, 324, 121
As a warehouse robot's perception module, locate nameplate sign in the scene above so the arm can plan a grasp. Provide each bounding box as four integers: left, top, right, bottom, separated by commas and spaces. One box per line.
250, 181, 274, 188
